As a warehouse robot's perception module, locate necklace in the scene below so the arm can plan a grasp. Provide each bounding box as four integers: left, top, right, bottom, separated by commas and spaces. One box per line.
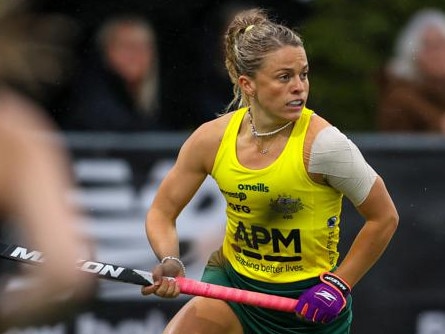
248, 110, 293, 137
247, 110, 293, 154
256, 140, 274, 154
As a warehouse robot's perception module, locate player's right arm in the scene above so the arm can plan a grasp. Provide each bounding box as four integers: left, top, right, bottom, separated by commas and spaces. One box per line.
142, 115, 230, 298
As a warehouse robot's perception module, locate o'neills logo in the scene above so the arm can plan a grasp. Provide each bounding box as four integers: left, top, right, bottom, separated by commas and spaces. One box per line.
238, 183, 269, 192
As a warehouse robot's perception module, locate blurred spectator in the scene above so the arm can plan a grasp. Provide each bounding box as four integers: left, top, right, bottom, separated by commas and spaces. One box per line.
0, 0, 93, 329
65, 15, 168, 131
377, 8, 445, 133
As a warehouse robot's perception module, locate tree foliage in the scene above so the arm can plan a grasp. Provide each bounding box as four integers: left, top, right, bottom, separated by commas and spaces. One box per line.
300, 0, 444, 131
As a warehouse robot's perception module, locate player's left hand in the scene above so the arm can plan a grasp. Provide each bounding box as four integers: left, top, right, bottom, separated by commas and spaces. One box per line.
294, 272, 350, 323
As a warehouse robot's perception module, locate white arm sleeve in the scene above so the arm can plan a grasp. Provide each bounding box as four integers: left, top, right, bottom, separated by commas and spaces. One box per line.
308, 126, 377, 206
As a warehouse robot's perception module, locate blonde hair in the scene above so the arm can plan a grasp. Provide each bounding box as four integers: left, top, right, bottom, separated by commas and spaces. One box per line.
223, 8, 304, 112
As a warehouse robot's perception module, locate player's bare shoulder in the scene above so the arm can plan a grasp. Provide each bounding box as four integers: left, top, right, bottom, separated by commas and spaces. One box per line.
307, 113, 331, 140
186, 112, 233, 152
304, 113, 331, 151
179, 112, 234, 172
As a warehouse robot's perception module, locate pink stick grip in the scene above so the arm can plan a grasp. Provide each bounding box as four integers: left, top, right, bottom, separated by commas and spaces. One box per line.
176, 276, 298, 312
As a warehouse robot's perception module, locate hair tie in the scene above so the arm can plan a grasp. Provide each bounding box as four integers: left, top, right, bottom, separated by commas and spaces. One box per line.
245, 25, 254, 32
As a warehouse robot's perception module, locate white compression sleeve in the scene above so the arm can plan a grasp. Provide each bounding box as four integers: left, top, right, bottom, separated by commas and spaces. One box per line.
308, 126, 377, 206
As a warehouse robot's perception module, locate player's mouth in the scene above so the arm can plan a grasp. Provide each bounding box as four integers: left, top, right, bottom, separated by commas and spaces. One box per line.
286, 99, 304, 109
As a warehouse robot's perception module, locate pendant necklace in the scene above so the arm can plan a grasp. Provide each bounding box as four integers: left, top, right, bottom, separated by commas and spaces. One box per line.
247, 109, 293, 154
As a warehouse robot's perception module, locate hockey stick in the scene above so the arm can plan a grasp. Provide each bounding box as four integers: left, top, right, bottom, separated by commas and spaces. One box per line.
0, 242, 298, 312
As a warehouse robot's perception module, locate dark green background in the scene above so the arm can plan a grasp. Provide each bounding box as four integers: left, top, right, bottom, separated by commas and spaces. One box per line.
302, 0, 445, 131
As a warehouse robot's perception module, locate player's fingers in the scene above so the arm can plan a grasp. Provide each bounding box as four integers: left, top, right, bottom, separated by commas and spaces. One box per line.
141, 282, 160, 296
155, 277, 180, 298
141, 263, 165, 296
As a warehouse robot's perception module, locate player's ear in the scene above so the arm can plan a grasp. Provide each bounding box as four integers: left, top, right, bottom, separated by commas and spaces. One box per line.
238, 75, 256, 97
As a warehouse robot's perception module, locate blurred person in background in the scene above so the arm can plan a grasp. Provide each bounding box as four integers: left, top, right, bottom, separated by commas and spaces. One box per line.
0, 0, 93, 330
377, 8, 445, 133
65, 15, 168, 132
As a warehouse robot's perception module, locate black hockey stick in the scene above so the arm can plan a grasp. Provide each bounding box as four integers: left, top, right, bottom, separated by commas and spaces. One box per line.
0, 242, 299, 312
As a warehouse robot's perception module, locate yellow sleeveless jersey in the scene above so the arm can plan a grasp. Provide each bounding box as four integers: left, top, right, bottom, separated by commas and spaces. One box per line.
211, 107, 343, 283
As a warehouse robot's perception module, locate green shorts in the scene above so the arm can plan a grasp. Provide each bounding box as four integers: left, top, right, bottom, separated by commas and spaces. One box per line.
201, 250, 352, 334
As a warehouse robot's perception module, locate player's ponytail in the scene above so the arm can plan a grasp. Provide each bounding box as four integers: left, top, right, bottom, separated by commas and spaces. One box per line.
223, 8, 268, 113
